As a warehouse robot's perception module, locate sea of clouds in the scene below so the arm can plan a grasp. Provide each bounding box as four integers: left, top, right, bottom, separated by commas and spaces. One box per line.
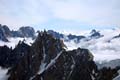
0, 29, 120, 62
64, 29, 120, 62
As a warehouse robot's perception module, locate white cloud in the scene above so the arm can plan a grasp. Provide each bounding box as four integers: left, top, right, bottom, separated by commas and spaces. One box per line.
64, 29, 120, 62
0, 0, 49, 29
0, 0, 120, 29
48, 0, 120, 26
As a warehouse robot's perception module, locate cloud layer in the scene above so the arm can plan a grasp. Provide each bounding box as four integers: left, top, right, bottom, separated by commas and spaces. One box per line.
0, 0, 120, 29
64, 29, 120, 62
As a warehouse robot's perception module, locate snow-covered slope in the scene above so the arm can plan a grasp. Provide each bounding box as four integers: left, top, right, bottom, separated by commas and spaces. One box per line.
0, 67, 8, 80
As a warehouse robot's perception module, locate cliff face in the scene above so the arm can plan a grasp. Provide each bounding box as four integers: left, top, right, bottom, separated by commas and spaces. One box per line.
0, 41, 31, 68
7, 31, 98, 80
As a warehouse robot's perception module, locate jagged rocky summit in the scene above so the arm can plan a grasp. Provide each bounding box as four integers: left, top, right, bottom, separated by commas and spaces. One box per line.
0, 41, 31, 68
0, 31, 119, 80
5, 31, 97, 80
89, 29, 103, 39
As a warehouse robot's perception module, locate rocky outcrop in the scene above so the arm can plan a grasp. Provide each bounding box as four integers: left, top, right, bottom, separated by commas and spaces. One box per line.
7, 31, 98, 80
0, 45, 12, 67
0, 41, 30, 68
35, 48, 98, 80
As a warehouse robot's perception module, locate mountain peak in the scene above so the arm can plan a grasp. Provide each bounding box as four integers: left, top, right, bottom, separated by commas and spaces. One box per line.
7, 31, 99, 80
0, 24, 36, 42
90, 29, 103, 38
90, 29, 97, 34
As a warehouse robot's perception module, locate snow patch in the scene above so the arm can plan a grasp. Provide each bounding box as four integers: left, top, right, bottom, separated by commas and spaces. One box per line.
38, 50, 63, 75
0, 67, 9, 80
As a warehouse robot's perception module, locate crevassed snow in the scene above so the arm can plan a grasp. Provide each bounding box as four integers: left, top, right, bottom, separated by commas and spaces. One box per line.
0, 67, 9, 80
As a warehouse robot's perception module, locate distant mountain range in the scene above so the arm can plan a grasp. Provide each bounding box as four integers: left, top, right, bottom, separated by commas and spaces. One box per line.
1, 24, 120, 44
0, 24, 35, 42
0, 24, 107, 42
1, 24, 120, 62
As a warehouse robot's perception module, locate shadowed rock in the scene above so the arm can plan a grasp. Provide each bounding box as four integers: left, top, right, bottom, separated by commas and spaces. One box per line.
7, 31, 98, 80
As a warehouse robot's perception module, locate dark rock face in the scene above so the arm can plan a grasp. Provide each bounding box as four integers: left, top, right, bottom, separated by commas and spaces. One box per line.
97, 67, 120, 80
47, 30, 64, 39
11, 26, 35, 38
19, 27, 35, 37
7, 31, 98, 80
67, 49, 97, 80
0, 41, 30, 68
0, 45, 12, 67
8, 31, 63, 80
35, 48, 98, 80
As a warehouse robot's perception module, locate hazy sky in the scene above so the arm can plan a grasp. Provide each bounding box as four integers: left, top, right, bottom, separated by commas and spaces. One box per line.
0, 0, 120, 31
